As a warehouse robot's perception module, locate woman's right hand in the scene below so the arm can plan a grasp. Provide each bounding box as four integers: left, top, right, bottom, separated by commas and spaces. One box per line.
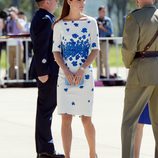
63, 68, 74, 85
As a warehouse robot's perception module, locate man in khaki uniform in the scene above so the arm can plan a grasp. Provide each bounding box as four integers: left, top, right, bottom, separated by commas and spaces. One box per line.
121, 0, 158, 157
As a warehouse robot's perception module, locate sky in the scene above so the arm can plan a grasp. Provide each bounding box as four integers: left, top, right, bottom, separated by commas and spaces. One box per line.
84, 0, 107, 17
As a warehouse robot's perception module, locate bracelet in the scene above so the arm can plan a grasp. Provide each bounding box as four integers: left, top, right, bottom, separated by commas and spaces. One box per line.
80, 66, 85, 72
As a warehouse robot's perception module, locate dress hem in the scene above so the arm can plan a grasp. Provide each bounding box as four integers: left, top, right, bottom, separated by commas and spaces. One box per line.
58, 112, 92, 117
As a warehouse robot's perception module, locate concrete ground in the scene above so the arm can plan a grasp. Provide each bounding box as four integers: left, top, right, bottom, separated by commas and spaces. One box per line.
0, 87, 155, 158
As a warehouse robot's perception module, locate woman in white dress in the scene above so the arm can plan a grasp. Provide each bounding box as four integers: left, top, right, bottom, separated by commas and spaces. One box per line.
52, 0, 100, 158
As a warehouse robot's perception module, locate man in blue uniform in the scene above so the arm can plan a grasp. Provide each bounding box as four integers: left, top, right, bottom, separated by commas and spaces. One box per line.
96, 6, 113, 78
30, 0, 64, 158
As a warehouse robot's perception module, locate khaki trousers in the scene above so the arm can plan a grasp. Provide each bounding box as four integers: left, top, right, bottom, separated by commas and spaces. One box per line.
8, 45, 23, 79
121, 84, 158, 158
96, 41, 110, 77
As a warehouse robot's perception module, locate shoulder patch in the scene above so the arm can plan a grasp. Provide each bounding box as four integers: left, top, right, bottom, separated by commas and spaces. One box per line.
126, 15, 132, 20
130, 8, 141, 15
126, 9, 141, 21
42, 15, 55, 24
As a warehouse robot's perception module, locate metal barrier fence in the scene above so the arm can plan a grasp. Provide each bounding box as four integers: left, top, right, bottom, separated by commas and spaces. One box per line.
97, 37, 126, 82
0, 36, 35, 86
0, 36, 126, 87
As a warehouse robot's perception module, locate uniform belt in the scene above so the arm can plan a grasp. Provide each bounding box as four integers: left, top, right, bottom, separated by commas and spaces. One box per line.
134, 51, 158, 59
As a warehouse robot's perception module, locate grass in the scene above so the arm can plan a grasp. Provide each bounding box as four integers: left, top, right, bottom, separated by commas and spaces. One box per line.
0, 50, 7, 68
93, 44, 124, 67
0, 45, 124, 68
109, 45, 123, 67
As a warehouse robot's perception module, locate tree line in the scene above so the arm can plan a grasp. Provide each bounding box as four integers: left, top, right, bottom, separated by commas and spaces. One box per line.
0, 0, 157, 35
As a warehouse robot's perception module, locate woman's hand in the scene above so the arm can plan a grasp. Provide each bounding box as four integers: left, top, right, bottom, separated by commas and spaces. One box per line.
74, 68, 85, 86
63, 69, 75, 85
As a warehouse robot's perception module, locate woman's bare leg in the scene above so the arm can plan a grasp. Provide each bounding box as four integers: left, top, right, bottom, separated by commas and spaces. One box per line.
61, 114, 73, 158
134, 123, 144, 158
81, 116, 96, 158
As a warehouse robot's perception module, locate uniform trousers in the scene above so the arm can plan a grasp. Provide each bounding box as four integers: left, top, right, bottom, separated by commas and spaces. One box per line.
36, 75, 58, 155
121, 84, 158, 158
96, 40, 110, 77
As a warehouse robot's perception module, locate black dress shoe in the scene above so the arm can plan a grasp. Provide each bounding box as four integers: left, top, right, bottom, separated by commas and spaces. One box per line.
38, 153, 65, 158
100, 75, 107, 79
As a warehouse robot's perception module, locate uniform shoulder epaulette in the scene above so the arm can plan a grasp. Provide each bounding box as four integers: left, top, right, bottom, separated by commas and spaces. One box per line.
126, 9, 140, 21
131, 8, 141, 14
42, 14, 54, 24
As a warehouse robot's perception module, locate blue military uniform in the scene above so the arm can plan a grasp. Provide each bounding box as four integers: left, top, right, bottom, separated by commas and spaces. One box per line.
30, 9, 58, 78
30, 8, 59, 156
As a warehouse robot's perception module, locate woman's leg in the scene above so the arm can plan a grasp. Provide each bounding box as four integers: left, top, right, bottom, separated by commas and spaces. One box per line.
134, 123, 144, 158
61, 114, 73, 158
81, 116, 96, 158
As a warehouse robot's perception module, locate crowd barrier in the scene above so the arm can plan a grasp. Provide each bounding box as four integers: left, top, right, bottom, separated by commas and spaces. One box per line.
0, 36, 126, 87
0, 35, 35, 87
96, 37, 127, 86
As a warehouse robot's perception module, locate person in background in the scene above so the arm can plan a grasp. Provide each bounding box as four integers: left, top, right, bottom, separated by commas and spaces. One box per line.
18, 11, 33, 71
18, 11, 27, 23
96, 6, 113, 79
6, 6, 26, 79
18, 11, 30, 33
0, 18, 5, 58
0, 18, 5, 36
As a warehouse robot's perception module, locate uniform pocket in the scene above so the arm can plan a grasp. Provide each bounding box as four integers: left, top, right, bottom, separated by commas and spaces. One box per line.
137, 58, 158, 85
126, 60, 140, 85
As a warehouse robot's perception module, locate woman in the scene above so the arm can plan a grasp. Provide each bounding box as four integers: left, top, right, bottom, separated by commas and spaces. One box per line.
52, 0, 100, 158
134, 104, 151, 158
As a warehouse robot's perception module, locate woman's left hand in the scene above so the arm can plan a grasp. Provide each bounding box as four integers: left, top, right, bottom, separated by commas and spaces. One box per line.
74, 68, 85, 86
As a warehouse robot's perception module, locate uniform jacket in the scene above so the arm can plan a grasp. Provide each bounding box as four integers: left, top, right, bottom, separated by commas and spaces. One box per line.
122, 4, 158, 86
29, 8, 59, 79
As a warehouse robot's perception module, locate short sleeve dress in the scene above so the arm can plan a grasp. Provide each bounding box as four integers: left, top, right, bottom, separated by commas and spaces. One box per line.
52, 16, 100, 117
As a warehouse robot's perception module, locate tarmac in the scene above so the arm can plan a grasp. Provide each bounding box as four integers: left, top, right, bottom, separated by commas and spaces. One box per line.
0, 87, 155, 158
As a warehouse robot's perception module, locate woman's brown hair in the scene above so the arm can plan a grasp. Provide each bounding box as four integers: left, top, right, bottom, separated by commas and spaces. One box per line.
54, 0, 70, 25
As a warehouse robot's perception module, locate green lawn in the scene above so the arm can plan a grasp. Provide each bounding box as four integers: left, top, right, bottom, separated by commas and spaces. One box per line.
0, 45, 124, 68
0, 50, 7, 68
93, 45, 124, 67
107, 45, 123, 67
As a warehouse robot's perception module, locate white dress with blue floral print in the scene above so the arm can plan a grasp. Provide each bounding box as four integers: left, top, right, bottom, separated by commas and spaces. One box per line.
53, 16, 100, 116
